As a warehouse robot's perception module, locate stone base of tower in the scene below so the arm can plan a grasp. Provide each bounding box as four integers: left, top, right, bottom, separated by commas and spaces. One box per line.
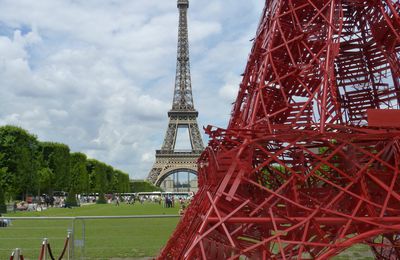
147, 150, 201, 186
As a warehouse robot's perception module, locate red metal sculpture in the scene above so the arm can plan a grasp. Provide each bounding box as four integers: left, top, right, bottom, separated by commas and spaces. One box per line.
159, 0, 400, 259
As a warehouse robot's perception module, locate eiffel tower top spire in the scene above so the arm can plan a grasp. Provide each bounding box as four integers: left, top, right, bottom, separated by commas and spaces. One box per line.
172, 0, 194, 111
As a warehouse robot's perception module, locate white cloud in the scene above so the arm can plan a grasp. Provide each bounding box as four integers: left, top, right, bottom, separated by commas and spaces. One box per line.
0, 0, 263, 179
191, 21, 222, 42
219, 73, 241, 102
141, 152, 154, 163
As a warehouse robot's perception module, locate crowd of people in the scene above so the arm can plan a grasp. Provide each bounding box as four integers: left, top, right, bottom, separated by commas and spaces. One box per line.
105, 194, 191, 217
1, 193, 193, 219
107, 194, 192, 209
5, 195, 68, 213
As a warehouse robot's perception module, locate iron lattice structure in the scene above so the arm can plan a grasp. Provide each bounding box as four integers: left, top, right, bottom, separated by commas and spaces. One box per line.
159, 0, 400, 259
147, 0, 204, 186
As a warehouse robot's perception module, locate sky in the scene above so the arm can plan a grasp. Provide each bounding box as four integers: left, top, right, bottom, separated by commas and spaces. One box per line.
0, 0, 264, 179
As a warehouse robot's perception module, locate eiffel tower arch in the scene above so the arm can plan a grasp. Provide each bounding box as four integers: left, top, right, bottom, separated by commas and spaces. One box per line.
147, 0, 204, 189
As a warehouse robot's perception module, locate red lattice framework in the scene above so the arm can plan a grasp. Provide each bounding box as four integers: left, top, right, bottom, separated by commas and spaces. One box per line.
158, 0, 400, 259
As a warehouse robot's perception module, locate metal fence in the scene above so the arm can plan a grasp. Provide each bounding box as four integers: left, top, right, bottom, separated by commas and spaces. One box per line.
0, 215, 180, 259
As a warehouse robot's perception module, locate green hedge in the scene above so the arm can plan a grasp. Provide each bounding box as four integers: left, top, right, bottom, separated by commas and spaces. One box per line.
130, 181, 162, 192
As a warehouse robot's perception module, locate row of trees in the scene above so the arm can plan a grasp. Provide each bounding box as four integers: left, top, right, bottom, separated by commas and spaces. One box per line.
0, 125, 130, 208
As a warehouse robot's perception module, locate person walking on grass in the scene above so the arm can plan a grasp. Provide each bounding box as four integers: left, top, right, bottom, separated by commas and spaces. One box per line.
179, 204, 186, 216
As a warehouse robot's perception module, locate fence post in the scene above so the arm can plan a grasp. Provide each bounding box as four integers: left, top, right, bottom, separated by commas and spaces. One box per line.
43, 238, 48, 260
11, 248, 21, 260
67, 231, 72, 260
67, 228, 74, 260
82, 219, 86, 260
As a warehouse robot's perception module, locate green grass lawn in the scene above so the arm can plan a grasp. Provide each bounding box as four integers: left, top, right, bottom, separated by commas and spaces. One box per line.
0, 203, 375, 259
0, 203, 180, 260
332, 244, 374, 260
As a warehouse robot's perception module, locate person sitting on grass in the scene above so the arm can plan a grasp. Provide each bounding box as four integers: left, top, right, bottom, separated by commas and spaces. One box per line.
0, 213, 10, 227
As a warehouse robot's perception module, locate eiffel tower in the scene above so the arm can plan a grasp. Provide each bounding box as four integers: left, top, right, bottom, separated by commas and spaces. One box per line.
147, 0, 204, 187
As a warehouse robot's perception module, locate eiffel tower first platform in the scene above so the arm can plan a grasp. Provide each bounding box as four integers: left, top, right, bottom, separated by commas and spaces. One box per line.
147, 0, 204, 186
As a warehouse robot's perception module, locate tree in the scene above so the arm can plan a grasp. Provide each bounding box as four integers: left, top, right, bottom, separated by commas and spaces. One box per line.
40, 142, 70, 194
86, 159, 108, 203
115, 170, 130, 193
0, 160, 7, 213
0, 152, 12, 200
88, 159, 107, 193
0, 186, 5, 213
68, 152, 89, 206
70, 153, 88, 193
37, 167, 54, 195
0, 125, 40, 199
112, 170, 130, 193
105, 164, 114, 193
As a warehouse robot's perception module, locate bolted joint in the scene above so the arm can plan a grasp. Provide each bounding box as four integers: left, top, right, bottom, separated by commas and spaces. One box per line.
177, 0, 189, 8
